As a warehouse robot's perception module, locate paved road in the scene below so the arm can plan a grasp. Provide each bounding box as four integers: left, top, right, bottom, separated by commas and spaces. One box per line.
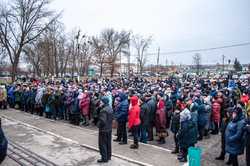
0, 109, 247, 166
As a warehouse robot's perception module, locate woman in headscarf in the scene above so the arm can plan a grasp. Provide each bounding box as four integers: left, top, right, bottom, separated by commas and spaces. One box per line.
155, 92, 167, 144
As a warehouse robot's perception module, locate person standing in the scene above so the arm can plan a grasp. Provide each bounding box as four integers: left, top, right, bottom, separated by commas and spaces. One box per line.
139, 95, 150, 144
114, 93, 129, 144
97, 96, 113, 163
225, 105, 246, 166
128, 96, 141, 149
155, 93, 167, 144
215, 108, 232, 161
0, 118, 8, 164
177, 108, 197, 162
147, 94, 157, 141
245, 102, 250, 166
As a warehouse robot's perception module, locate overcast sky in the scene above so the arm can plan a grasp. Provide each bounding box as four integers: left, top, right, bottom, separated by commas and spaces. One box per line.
50, 0, 250, 65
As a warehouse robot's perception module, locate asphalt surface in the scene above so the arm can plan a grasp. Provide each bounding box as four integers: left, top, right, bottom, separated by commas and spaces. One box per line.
0, 109, 247, 166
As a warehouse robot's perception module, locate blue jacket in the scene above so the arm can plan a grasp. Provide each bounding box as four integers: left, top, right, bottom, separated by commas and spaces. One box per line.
115, 93, 129, 122
196, 102, 208, 127
7, 86, 15, 100
225, 114, 246, 155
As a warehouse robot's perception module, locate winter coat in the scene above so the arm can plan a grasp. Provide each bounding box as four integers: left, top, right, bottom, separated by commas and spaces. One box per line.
196, 102, 207, 127
225, 113, 246, 155
21, 90, 29, 106
0, 88, 7, 102
45, 94, 56, 113
241, 94, 249, 106
128, 96, 141, 129
7, 87, 15, 100
79, 93, 90, 116
14, 90, 21, 103
155, 99, 166, 133
0, 126, 8, 163
165, 99, 173, 117
115, 93, 129, 123
140, 101, 150, 128
170, 110, 180, 134
178, 119, 197, 149
97, 101, 113, 132
147, 97, 157, 124
245, 117, 250, 147
212, 98, 222, 124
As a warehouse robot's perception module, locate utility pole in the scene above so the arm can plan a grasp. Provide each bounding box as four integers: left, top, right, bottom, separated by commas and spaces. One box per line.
157, 47, 160, 73
222, 54, 225, 72
127, 43, 131, 78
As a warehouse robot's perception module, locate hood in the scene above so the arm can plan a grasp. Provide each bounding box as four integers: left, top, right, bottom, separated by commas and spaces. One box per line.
232, 105, 245, 122
101, 96, 110, 106
130, 96, 139, 106
180, 108, 191, 122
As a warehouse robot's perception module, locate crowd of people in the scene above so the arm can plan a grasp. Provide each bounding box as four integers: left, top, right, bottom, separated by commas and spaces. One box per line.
0, 75, 250, 165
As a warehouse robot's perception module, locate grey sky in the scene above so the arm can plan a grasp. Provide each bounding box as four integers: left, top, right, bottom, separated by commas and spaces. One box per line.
50, 0, 250, 65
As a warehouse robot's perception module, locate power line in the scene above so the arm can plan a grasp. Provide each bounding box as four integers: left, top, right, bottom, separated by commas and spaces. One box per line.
141, 42, 250, 56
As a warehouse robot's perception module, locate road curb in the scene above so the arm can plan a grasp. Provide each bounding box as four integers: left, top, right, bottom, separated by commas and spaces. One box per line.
1, 115, 153, 166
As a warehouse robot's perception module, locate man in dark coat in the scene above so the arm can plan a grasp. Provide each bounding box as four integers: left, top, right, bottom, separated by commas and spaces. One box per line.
245, 107, 250, 166
147, 94, 157, 141
97, 96, 113, 163
177, 108, 197, 162
114, 93, 128, 144
0, 118, 8, 164
139, 95, 150, 143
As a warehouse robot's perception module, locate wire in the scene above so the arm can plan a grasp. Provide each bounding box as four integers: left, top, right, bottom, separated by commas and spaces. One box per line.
140, 42, 250, 56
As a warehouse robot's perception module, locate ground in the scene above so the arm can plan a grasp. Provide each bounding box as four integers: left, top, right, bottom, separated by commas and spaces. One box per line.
0, 109, 247, 166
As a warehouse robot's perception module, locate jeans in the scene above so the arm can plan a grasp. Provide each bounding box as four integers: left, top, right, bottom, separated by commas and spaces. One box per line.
139, 125, 148, 143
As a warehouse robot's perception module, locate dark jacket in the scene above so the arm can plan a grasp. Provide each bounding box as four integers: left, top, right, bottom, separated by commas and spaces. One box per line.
225, 113, 246, 155
195, 100, 207, 127
178, 120, 197, 149
245, 117, 250, 147
0, 124, 8, 164
140, 102, 150, 127
147, 97, 157, 124
170, 110, 180, 134
115, 93, 129, 123
97, 105, 113, 132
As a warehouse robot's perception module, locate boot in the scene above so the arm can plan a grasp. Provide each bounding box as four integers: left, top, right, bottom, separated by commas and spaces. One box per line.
171, 147, 179, 154
215, 154, 225, 160
130, 144, 138, 149
179, 157, 187, 162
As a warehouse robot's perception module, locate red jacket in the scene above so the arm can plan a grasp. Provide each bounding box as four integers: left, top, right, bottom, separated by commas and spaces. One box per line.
155, 99, 166, 132
241, 95, 249, 105
128, 96, 141, 129
80, 93, 90, 116
212, 98, 222, 124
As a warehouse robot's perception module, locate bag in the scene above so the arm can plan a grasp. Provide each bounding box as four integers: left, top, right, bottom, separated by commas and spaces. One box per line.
188, 147, 201, 166
45, 105, 50, 113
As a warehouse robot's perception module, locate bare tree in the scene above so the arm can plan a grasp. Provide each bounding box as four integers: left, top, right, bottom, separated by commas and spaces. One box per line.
23, 42, 43, 77
91, 36, 107, 77
193, 53, 202, 75
132, 34, 152, 75
0, 0, 59, 82
101, 29, 130, 77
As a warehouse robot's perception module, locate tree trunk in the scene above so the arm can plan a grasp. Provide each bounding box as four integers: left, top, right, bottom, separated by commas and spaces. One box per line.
110, 64, 114, 77
11, 64, 17, 83
100, 63, 103, 78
